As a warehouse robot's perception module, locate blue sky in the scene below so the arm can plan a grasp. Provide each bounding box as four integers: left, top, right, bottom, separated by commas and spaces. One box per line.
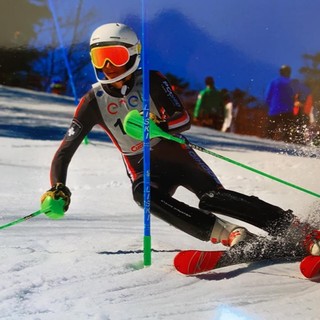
36, 0, 320, 99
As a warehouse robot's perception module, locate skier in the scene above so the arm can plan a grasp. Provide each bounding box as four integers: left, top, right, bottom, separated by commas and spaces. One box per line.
41, 23, 319, 256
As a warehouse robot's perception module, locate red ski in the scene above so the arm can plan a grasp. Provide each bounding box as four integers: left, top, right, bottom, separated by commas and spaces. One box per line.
300, 255, 320, 279
174, 247, 305, 276
174, 237, 305, 276
174, 230, 320, 277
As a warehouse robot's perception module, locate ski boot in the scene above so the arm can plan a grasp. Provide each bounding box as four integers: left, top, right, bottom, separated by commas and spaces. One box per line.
210, 217, 253, 247
304, 230, 320, 256
284, 217, 320, 256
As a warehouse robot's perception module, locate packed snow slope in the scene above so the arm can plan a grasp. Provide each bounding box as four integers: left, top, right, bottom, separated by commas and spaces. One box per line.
0, 84, 320, 320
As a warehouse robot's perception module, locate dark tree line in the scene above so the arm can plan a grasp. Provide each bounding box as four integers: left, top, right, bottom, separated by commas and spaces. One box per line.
1, 1, 320, 122
0, 0, 50, 88
0, 0, 94, 96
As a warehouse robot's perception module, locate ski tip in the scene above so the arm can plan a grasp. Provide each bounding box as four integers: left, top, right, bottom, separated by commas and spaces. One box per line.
300, 255, 320, 279
174, 250, 224, 275
174, 250, 203, 275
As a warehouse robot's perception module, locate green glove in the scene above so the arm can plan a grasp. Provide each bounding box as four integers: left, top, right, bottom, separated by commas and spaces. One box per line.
40, 183, 71, 219
41, 196, 65, 220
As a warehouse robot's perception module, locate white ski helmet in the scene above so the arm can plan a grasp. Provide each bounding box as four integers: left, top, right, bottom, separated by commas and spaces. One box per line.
89, 23, 141, 84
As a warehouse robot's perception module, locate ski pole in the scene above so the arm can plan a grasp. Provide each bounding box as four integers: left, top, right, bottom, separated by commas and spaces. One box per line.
124, 110, 320, 198
0, 210, 43, 230
0, 196, 66, 230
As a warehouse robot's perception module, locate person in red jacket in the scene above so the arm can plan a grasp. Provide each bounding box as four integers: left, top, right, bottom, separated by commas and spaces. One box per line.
41, 23, 320, 256
291, 79, 313, 144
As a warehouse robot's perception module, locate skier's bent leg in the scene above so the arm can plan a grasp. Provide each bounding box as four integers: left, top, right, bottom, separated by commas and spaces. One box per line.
199, 189, 294, 236
132, 180, 250, 246
200, 189, 320, 256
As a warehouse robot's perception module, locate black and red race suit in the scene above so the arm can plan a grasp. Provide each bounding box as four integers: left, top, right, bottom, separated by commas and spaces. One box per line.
50, 70, 222, 241
49, 69, 293, 241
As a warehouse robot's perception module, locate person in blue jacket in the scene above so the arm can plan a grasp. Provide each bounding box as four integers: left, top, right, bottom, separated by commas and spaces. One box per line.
265, 65, 296, 142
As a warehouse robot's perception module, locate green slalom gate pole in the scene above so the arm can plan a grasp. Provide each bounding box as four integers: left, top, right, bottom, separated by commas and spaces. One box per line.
124, 110, 320, 199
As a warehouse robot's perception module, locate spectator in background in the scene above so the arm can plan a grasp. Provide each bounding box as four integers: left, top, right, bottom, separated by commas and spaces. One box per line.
220, 89, 233, 132
50, 77, 66, 95
265, 65, 296, 142
193, 76, 225, 130
229, 88, 246, 134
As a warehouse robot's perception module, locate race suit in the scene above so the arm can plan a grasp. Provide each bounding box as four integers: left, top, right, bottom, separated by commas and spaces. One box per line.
49, 69, 294, 241
50, 70, 223, 241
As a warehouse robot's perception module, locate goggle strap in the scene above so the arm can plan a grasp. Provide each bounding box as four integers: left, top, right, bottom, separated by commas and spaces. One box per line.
128, 42, 141, 56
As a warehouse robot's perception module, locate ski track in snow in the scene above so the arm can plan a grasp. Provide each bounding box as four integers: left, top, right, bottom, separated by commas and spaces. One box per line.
0, 85, 320, 319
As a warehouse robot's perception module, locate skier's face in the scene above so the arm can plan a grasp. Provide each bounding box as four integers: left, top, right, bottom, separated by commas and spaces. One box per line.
102, 61, 127, 80
102, 61, 129, 89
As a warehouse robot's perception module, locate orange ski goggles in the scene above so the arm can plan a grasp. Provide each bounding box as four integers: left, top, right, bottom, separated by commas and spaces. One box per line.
90, 44, 140, 69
